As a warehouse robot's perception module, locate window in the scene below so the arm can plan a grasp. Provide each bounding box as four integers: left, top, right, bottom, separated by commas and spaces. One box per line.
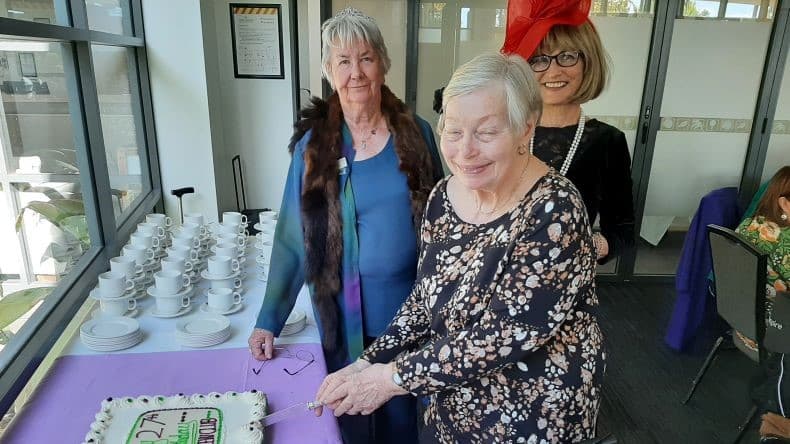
592, 0, 653, 16
680, 0, 776, 20
91, 45, 147, 221
0, 0, 160, 424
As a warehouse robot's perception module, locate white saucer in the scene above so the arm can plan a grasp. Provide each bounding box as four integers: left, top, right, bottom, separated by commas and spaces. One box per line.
148, 305, 192, 318
146, 284, 193, 299
92, 308, 139, 319
253, 222, 276, 232
199, 302, 244, 315
89, 287, 137, 300
200, 269, 241, 281
256, 273, 268, 282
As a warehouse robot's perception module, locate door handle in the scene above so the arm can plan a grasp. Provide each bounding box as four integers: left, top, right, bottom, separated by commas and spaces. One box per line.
641, 121, 649, 144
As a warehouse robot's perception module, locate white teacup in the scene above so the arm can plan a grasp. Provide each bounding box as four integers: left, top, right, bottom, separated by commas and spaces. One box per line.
180, 222, 209, 239
166, 245, 199, 261
171, 233, 200, 250
218, 233, 246, 248
213, 242, 239, 259
255, 232, 274, 245
110, 256, 144, 279
208, 255, 239, 276
207, 288, 242, 312
258, 220, 277, 235
154, 294, 191, 315
99, 296, 137, 316
137, 222, 166, 238
210, 276, 243, 290
258, 210, 278, 224
154, 270, 190, 295
161, 256, 194, 275
122, 244, 155, 265
222, 211, 248, 226
146, 213, 172, 228
183, 213, 205, 226
98, 271, 134, 297
215, 221, 245, 236
129, 232, 160, 250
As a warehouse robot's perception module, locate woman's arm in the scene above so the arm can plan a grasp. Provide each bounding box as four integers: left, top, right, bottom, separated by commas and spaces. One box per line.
597, 130, 635, 263
392, 193, 596, 395
254, 139, 309, 335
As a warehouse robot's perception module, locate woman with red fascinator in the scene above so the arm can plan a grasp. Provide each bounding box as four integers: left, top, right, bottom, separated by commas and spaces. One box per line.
503, 0, 635, 265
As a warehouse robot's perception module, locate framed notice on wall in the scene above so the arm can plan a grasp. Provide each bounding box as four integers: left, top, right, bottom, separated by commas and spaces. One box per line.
229, 3, 285, 79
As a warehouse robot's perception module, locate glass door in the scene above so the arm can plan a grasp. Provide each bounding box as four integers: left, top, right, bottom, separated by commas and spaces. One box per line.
633, 0, 778, 275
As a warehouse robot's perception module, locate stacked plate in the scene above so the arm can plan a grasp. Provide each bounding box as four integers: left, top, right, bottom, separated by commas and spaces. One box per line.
281, 309, 306, 336
80, 317, 143, 352
175, 314, 231, 348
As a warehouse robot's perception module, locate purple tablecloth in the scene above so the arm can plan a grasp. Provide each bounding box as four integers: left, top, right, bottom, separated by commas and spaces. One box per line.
2, 344, 341, 443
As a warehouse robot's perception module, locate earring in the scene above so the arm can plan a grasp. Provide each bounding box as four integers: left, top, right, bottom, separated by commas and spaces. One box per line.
782, 213, 788, 221
517, 144, 527, 155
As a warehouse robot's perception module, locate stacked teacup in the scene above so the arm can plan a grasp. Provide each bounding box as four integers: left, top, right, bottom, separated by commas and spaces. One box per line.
147, 269, 193, 318
253, 211, 277, 282
121, 243, 158, 293
144, 213, 174, 251
90, 270, 138, 318
110, 255, 150, 299
200, 212, 248, 313
170, 219, 211, 283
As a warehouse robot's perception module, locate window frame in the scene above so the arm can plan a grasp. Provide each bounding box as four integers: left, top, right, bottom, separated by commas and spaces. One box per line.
0, 0, 162, 416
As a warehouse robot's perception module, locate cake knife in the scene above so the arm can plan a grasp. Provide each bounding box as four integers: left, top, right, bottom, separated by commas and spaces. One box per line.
261, 400, 323, 427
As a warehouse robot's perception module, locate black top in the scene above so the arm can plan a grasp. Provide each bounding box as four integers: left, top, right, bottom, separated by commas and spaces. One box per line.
532, 118, 635, 264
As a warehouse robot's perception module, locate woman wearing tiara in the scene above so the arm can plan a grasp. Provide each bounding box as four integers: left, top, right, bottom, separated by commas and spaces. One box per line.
502, 0, 635, 264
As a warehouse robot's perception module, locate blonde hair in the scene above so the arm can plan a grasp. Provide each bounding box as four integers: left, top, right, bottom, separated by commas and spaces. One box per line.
438, 52, 542, 137
320, 8, 391, 89
535, 22, 610, 103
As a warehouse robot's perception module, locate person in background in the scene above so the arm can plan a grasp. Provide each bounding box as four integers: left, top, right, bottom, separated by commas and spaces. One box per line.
502, 0, 635, 264
315, 52, 605, 443
735, 166, 790, 350
247, 8, 442, 443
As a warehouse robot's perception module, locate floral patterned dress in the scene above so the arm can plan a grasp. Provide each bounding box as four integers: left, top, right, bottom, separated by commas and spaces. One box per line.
361, 171, 606, 443
735, 216, 790, 349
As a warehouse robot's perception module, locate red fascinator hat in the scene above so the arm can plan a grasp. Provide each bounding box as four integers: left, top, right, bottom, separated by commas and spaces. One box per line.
501, 0, 592, 60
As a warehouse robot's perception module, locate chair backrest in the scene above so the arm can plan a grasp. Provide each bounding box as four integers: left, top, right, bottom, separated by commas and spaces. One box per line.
764, 291, 790, 354
708, 224, 768, 358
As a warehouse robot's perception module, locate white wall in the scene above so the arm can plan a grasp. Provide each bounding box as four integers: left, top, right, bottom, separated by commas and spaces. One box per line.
141, 0, 220, 222
208, 0, 296, 212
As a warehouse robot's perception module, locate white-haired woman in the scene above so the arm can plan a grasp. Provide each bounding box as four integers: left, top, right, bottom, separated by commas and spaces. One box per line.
316, 52, 605, 442
248, 7, 443, 443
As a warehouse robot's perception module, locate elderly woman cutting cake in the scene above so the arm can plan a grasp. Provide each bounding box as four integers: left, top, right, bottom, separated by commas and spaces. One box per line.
316, 52, 605, 442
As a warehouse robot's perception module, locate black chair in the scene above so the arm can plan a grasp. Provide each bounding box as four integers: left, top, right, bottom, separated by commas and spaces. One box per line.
682, 224, 768, 443
763, 291, 790, 355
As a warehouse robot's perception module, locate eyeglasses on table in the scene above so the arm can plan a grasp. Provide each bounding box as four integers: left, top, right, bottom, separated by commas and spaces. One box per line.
251, 346, 315, 376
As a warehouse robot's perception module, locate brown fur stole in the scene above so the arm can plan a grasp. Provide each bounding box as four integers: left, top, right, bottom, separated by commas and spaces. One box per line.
288, 86, 437, 349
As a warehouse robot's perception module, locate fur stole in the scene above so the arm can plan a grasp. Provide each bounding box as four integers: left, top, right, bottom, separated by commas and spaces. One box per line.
289, 86, 437, 349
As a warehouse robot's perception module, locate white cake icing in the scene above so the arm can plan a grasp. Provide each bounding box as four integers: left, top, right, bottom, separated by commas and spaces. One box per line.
82, 390, 266, 444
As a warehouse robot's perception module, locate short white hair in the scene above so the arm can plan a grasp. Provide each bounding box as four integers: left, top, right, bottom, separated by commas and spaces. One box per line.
438, 52, 542, 136
321, 8, 391, 89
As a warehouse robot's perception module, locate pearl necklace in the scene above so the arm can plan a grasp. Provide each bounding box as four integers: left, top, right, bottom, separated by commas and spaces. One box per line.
530, 110, 586, 176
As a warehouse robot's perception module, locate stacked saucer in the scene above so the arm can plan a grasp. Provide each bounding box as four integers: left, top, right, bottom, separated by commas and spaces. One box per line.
175, 314, 231, 347
281, 309, 307, 336
80, 316, 142, 352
